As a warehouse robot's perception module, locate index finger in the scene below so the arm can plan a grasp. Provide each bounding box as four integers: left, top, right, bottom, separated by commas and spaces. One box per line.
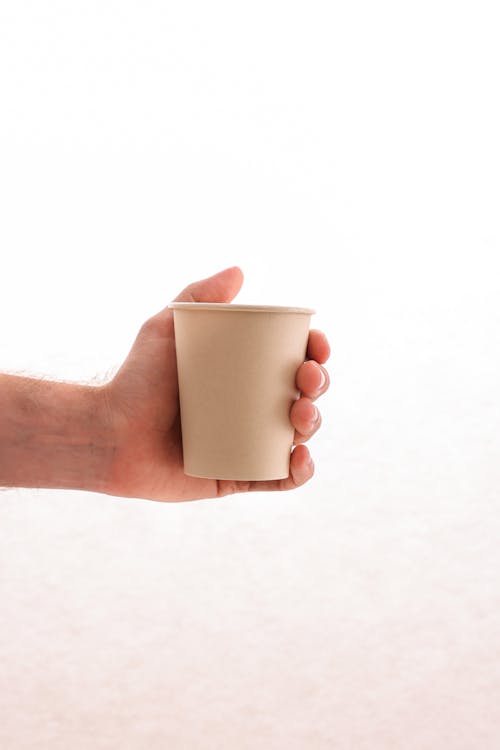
306, 329, 331, 364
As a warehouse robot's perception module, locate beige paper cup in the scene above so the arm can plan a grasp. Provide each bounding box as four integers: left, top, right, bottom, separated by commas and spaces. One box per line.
169, 302, 315, 481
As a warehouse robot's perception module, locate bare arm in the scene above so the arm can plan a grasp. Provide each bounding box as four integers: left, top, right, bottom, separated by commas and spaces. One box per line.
0, 374, 113, 492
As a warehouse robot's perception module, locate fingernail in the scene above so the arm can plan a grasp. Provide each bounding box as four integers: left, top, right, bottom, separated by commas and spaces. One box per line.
317, 367, 326, 391
309, 405, 319, 429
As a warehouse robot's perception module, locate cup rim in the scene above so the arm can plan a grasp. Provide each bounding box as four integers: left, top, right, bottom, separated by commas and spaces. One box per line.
168, 302, 315, 314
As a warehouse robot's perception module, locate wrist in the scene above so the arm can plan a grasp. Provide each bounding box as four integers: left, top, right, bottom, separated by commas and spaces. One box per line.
91, 383, 121, 495
76, 383, 118, 495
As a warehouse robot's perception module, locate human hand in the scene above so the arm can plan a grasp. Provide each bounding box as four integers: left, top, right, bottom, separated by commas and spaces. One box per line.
100, 267, 330, 501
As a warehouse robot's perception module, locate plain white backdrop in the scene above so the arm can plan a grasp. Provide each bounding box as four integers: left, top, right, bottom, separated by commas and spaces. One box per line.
1, 2, 499, 748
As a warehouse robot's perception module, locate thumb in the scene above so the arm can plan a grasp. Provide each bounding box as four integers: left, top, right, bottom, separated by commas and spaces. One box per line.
145, 267, 244, 333
174, 266, 244, 303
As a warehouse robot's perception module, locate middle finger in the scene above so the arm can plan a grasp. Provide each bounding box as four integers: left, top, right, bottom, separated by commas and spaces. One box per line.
296, 359, 330, 401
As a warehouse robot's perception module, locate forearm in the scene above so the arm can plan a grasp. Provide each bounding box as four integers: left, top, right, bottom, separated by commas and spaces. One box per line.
0, 374, 115, 492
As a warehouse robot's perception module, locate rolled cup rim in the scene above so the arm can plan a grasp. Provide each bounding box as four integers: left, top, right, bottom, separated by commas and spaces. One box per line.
168, 302, 315, 315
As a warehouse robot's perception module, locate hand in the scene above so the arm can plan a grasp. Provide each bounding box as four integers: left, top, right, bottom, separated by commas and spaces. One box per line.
100, 267, 330, 501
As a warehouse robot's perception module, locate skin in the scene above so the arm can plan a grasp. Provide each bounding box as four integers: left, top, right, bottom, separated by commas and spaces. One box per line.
0, 267, 330, 502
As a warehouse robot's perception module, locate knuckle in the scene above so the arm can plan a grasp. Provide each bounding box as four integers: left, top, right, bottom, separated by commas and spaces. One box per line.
139, 317, 155, 336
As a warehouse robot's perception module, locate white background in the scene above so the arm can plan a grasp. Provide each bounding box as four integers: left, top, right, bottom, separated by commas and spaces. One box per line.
1, 1, 499, 748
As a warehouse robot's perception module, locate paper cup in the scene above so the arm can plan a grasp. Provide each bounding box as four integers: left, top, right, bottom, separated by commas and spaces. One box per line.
169, 302, 315, 481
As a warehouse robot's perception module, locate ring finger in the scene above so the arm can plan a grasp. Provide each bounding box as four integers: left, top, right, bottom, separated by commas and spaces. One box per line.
290, 396, 322, 444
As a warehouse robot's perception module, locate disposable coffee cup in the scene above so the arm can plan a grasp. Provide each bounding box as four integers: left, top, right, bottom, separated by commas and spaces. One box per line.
169, 302, 315, 481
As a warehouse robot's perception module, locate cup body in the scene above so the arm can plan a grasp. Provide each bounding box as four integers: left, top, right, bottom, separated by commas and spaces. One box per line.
169, 303, 314, 481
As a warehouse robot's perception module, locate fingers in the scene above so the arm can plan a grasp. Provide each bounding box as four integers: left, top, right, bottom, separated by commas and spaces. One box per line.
296, 359, 330, 401
216, 444, 314, 496
291, 329, 331, 445
306, 329, 331, 364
